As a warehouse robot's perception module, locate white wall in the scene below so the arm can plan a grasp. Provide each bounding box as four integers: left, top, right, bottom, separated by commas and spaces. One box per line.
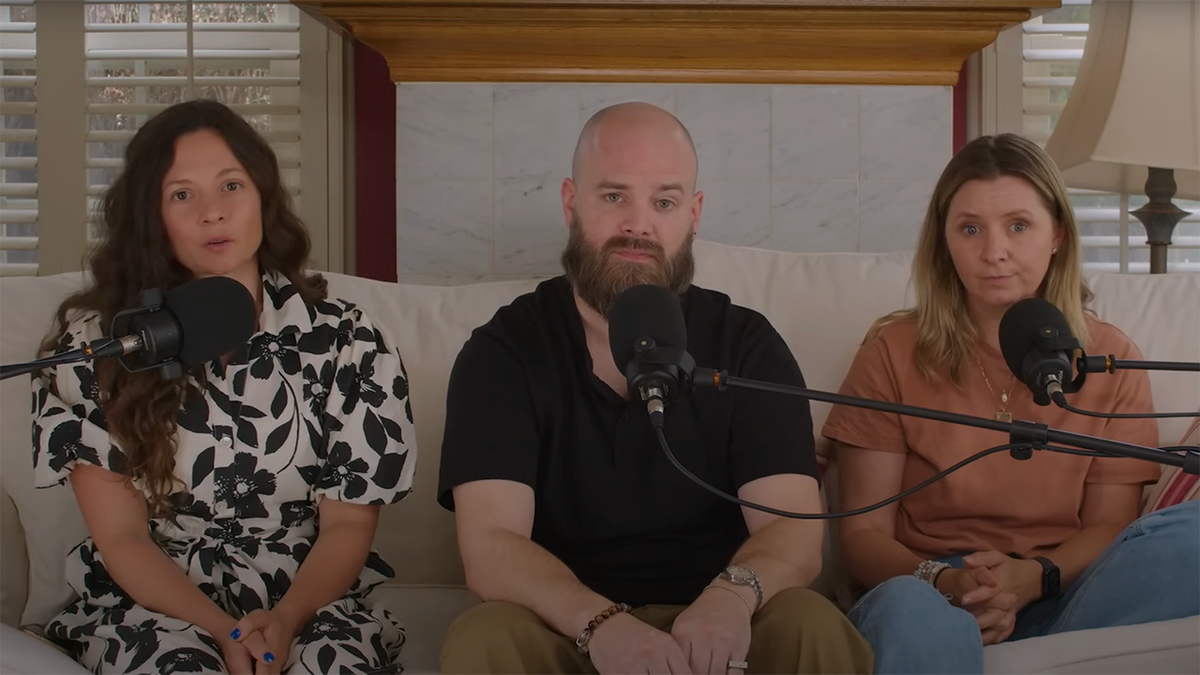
395, 83, 952, 285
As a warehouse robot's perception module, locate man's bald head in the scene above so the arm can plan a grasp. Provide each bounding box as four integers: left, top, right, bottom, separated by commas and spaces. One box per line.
571, 102, 698, 187
560, 102, 702, 315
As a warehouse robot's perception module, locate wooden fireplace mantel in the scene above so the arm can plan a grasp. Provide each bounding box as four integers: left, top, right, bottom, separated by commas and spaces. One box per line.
293, 0, 1059, 86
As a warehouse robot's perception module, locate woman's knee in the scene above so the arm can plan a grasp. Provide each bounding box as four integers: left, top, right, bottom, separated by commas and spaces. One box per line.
1144, 500, 1200, 534
850, 576, 977, 638
1124, 501, 1200, 561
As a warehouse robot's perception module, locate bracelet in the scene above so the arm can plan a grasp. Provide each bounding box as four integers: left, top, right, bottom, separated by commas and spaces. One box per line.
914, 560, 952, 586
575, 602, 632, 655
931, 565, 952, 592
704, 583, 753, 618
914, 560, 954, 601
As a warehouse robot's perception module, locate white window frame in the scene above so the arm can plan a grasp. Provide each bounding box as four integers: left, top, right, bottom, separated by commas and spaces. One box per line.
3, 0, 346, 276
963, 0, 1199, 274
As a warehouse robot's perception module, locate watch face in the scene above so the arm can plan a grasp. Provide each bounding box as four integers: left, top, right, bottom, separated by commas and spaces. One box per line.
726, 566, 753, 583
1047, 568, 1060, 594
1036, 557, 1061, 596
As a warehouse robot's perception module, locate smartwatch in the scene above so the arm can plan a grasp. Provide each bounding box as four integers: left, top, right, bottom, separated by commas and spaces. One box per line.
1032, 556, 1061, 599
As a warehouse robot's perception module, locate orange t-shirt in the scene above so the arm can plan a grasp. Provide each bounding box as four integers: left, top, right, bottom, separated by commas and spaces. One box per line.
821, 314, 1161, 560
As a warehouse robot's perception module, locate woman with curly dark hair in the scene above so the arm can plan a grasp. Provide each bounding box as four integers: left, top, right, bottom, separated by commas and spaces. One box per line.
31, 98, 418, 674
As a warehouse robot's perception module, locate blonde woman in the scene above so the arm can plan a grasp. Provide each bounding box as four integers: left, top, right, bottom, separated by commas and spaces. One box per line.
822, 133, 1199, 674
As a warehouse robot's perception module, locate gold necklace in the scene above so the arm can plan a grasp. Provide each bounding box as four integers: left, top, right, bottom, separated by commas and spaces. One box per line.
974, 354, 1015, 422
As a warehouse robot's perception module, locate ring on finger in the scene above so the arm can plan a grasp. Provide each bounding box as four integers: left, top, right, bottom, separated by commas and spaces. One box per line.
728, 659, 749, 670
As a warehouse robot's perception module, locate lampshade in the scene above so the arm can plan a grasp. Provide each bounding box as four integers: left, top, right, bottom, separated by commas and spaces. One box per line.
1044, 0, 1200, 202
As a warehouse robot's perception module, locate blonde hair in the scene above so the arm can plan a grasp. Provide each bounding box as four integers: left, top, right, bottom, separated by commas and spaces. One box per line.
870, 133, 1092, 384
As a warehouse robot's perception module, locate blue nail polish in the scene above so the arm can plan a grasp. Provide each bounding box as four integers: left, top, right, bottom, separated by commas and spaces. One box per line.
230, 629, 240, 639
264, 653, 275, 664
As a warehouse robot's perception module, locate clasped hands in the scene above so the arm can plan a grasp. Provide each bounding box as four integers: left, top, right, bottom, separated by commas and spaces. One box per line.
586, 584, 753, 675
936, 550, 1044, 645
216, 608, 302, 675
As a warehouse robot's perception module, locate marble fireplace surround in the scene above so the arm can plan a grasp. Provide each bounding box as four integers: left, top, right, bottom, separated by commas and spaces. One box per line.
295, 0, 1060, 283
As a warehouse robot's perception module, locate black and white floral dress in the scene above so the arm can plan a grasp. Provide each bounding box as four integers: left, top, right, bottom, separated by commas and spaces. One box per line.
30, 272, 418, 675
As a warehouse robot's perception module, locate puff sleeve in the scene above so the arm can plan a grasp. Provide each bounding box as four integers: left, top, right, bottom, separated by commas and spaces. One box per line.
30, 312, 132, 488
312, 304, 418, 505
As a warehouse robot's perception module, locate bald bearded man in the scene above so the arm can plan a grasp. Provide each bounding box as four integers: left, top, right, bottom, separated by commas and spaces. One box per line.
436, 103, 872, 675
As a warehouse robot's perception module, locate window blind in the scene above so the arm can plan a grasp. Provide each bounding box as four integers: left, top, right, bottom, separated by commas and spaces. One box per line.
1020, 0, 1199, 273
0, 0, 38, 277
85, 0, 303, 241
1, 0, 319, 277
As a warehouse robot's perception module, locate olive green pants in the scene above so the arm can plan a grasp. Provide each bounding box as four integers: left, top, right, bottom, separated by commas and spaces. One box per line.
440, 588, 874, 675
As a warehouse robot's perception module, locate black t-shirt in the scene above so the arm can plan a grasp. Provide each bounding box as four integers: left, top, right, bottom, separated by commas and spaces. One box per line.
437, 276, 818, 607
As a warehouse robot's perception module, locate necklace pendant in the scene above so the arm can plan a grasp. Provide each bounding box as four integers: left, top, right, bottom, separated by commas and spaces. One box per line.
996, 411, 1013, 422
1000, 391, 1009, 405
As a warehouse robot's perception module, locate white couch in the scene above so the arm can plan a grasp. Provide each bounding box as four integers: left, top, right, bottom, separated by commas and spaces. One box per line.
3, 240, 1198, 674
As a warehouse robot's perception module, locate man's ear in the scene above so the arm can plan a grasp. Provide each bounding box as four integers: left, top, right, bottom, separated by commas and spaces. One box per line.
691, 190, 704, 236
561, 178, 577, 228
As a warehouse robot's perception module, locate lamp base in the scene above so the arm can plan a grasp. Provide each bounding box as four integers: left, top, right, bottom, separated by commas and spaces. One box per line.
1131, 167, 1191, 274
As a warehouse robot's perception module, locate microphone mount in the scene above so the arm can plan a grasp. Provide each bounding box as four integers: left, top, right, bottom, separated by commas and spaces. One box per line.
623, 336, 696, 427
1023, 326, 1087, 406
114, 287, 186, 380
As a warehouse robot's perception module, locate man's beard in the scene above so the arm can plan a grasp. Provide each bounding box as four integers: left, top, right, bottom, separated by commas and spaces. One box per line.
560, 211, 696, 317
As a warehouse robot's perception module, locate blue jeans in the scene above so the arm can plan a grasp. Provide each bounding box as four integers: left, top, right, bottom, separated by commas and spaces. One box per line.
847, 501, 1200, 674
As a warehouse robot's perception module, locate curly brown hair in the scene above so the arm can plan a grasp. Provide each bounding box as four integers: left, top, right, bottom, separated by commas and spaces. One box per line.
39, 99, 327, 517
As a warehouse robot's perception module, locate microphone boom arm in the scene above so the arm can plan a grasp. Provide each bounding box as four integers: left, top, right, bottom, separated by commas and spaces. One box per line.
1079, 354, 1200, 373
695, 368, 1199, 475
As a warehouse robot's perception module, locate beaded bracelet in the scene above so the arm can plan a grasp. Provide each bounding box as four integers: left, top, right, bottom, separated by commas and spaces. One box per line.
575, 602, 632, 655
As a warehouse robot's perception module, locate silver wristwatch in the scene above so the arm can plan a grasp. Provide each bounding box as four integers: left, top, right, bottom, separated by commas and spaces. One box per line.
718, 565, 763, 612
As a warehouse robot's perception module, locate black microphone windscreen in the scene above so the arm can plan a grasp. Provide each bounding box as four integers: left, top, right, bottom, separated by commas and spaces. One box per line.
998, 297, 1074, 381
165, 276, 257, 366
607, 284, 687, 373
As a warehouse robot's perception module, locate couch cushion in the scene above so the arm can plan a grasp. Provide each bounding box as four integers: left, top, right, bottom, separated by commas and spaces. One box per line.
0, 623, 90, 674
1143, 414, 1200, 515
0, 273, 93, 629
368, 585, 480, 675
981, 616, 1200, 674
0, 487, 27, 628
318, 275, 543, 590
1086, 272, 1200, 447
691, 241, 917, 456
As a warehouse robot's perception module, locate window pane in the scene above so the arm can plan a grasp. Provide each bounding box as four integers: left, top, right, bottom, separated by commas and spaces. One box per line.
1, 1, 37, 274
84, 1, 301, 210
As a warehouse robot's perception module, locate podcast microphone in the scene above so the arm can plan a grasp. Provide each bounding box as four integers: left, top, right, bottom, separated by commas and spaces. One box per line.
998, 298, 1086, 406
1, 276, 257, 381
607, 284, 696, 428
998, 298, 1200, 419
607, 284, 1199, 521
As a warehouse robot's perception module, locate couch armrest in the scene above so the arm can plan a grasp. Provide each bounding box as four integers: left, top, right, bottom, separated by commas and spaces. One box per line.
1, 486, 28, 628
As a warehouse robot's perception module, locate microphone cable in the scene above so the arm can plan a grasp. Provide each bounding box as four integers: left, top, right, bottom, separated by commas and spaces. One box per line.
1050, 391, 1200, 419
653, 426, 1194, 520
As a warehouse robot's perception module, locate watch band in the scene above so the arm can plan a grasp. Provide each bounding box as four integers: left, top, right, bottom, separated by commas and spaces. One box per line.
1032, 556, 1061, 599
719, 566, 763, 612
